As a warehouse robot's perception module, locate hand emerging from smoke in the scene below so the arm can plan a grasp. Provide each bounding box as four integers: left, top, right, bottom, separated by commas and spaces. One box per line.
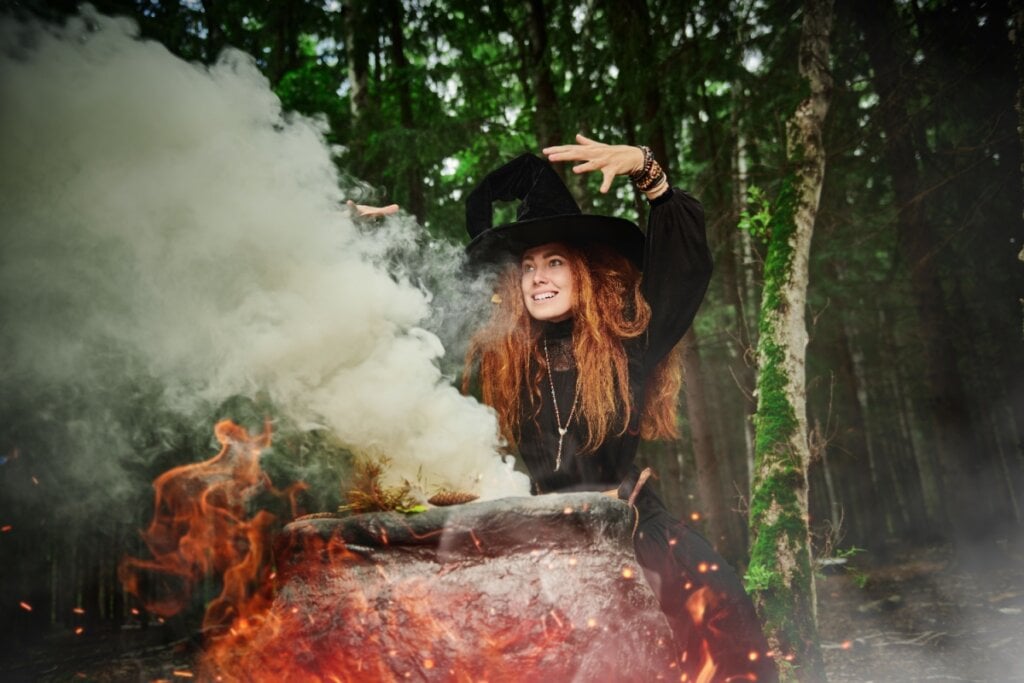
542, 134, 644, 194
346, 200, 400, 219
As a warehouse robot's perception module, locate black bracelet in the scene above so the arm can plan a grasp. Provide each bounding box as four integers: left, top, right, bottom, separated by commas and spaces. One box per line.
629, 146, 655, 183
630, 145, 667, 192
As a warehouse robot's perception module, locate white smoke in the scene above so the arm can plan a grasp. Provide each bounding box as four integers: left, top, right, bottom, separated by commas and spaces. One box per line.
0, 8, 529, 501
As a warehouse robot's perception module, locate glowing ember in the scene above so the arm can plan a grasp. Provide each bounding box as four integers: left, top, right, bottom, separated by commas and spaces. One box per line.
2, 525, 11, 532
690, 512, 701, 521
74, 627, 84, 635
622, 567, 635, 579
19, 601, 32, 611
72, 607, 85, 615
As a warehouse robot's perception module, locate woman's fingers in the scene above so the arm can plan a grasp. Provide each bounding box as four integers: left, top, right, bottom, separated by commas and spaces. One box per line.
543, 133, 604, 161
571, 160, 601, 174
543, 145, 590, 162
347, 200, 400, 218
546, 134, 639, 192
362, 203, 399, 217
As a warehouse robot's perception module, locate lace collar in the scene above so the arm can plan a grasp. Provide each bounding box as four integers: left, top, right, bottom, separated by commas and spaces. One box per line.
540, 318, 575, 371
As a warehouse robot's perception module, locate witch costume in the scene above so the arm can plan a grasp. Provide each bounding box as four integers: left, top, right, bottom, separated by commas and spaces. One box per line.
466, 154, 778, 681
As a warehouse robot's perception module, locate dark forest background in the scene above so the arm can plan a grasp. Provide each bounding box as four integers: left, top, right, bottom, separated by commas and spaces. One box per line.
1, 0, 1021, 669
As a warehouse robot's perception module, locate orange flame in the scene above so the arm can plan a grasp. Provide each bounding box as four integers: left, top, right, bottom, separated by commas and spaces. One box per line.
121, 421, 570, 680
683, 587, 719, 682
119, 419, 303, 632
122, 420, 744, 681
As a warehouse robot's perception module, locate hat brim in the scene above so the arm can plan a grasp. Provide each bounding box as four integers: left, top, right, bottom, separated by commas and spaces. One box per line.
465, 214, 644, 269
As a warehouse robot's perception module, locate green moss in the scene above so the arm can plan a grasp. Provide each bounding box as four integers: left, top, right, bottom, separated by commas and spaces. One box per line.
753, 340, 799, 461
746, 172, 822, 674
759, 178, 798, 318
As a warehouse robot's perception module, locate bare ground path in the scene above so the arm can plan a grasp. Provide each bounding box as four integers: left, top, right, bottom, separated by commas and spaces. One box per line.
819, 543, 1024, 682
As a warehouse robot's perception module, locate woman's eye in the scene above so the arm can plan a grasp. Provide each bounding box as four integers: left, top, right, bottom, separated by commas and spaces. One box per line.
549, 258, 563, 267
522, 263, 535, 273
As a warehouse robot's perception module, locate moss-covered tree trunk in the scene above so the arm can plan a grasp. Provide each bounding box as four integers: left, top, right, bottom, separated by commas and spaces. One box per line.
746, 0, 833, 680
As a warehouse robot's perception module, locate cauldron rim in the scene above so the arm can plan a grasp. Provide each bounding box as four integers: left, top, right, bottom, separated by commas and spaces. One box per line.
282, 491, 632, 552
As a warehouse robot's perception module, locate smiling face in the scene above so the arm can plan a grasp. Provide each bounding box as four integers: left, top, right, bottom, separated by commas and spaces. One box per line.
520, 242, 576, 322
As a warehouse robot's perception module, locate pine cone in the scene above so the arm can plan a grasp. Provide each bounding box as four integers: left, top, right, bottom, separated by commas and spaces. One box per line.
428, 490, 479, 507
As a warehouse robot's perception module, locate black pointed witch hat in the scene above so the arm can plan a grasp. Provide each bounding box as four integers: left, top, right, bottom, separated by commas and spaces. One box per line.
465, 154, 644, 268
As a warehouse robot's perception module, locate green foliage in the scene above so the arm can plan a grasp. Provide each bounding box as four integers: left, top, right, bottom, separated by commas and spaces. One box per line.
738, 185, 773, 240
834, 545, 865, 560
744, 563, 780, 593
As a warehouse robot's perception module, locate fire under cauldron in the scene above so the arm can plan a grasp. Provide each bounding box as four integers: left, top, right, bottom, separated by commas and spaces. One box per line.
216, 492, 680, 681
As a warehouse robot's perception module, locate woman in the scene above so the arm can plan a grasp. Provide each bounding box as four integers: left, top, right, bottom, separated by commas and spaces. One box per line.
463, 135, 777, 681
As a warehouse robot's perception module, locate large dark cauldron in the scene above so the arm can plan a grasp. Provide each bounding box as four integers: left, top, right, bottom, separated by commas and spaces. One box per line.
267, 492, 679, 681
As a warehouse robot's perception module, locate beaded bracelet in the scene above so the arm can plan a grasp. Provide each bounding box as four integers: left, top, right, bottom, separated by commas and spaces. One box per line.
629, 145, 667, 192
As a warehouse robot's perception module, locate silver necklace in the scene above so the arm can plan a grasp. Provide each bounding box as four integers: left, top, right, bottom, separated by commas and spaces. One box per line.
542, 337, 579, 471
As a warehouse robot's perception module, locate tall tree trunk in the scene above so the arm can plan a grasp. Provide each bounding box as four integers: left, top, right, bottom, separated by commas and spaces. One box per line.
199, 0, 226, 62
832, 264, 899, 544
881, 308, 946, 533
1003, 0, 1019, 223
853, 0, 990, 552
343, 0, 370, 121
746, 0, 833, 679
386, 0, 425, 222
267, 0, 301, 86
342, 0, 371, 189
522, 0, 563, 151
733, 129, 760, 489
681, 329, 745, 564
813, 417, 842, 540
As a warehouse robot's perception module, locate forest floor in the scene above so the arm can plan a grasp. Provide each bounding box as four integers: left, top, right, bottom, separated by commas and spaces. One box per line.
2, 541, 1023, 682
818, 541, 1024, 682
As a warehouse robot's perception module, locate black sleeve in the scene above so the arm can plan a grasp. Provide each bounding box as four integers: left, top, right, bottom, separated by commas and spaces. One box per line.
639, 187, 713, 370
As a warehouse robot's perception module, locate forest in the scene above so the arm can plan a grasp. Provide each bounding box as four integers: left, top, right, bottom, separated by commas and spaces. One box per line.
0, 0, 1021, 681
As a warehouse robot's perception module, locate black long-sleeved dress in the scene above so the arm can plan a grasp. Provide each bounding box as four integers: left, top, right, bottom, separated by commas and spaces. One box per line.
515, 187, 778, 681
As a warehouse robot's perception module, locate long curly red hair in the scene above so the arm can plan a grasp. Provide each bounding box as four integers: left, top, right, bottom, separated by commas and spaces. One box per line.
463, 243, 682, 453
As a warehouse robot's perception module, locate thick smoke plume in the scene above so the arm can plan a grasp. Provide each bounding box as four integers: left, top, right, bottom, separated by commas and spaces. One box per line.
0, 8, 529, 506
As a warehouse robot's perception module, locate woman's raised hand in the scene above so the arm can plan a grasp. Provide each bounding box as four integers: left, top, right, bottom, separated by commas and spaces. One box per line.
346, 200, 400, 218
542, 134, 645, 194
